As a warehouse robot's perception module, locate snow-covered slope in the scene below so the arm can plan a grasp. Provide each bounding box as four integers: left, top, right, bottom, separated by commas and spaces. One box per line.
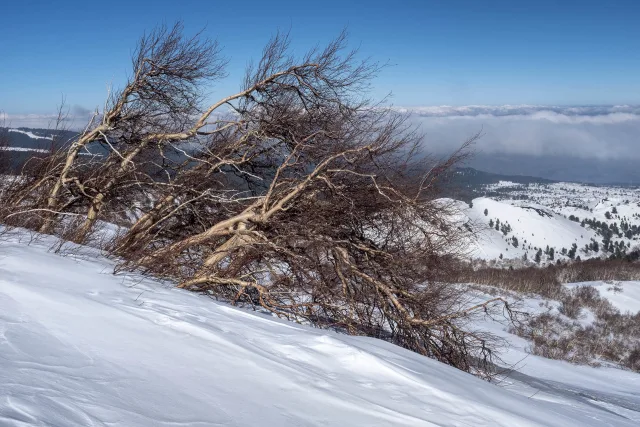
467, 182, 640, 263
1, 233, 639, 426
566, 281, 640, 314
464, 197, 597, 261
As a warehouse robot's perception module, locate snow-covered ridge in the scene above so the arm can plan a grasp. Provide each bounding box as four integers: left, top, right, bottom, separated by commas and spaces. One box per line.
0, 146, 49, 153
1, 232, 638, 425
8, 128, 54, 140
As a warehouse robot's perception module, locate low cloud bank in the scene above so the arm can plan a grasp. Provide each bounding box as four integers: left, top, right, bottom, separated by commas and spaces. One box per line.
402, 105, 640, 161
3, 105, 639, 163
0, 110, 92, 130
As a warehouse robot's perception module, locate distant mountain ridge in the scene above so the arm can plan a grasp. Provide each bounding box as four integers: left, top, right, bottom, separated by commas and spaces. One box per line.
451, 167, 557, 186
3, 127, 638, 187
0, 127, 80, 172
1, 127, 78, 150
452, 165, 640, 189
465, 153, 640, 186
439, 167, 556, 202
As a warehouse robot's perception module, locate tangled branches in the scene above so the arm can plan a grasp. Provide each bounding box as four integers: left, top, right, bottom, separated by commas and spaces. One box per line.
0, 23, 513, 377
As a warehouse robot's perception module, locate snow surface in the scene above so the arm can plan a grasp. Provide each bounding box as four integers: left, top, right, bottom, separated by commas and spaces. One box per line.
489, 180, 523, 188
566, 281, 640, 314
1, 232, 639, 426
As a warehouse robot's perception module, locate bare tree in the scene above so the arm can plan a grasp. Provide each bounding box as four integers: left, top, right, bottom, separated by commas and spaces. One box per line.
18, 23, 225, 236
0, 101, 84, 232
1, 24, 513, 376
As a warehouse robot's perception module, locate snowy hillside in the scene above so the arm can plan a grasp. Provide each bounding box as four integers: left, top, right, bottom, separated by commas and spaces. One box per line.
1, 232, 639, 426
465, 197, 597, 261
461, 182, 640, 263
0, 127, 77, 154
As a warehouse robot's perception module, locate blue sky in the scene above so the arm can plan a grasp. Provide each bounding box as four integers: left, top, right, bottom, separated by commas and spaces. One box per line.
2, 0, 640, 114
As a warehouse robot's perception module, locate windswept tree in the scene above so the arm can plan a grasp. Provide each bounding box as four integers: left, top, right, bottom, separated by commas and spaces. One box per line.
35, 24, 227, 237
1, 23, 513, 376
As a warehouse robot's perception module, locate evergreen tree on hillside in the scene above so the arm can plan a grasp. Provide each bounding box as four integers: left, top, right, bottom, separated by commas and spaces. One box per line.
568, 243, 577, 259
535, 249, 542, 264
484, 208, 488, 216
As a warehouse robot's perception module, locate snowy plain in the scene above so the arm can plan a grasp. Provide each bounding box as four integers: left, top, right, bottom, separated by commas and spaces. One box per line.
0, 231, 639, 426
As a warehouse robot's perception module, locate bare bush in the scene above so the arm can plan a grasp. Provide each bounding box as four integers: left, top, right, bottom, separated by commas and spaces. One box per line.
512, 285, 640, 372
626, 347, 640, 371
558, 294, 582, 319
558, 258, 640, 282
0, 24, 516, 377
456, 259, 640, 371
450, 258, 640, 300
450, 264, 562, 298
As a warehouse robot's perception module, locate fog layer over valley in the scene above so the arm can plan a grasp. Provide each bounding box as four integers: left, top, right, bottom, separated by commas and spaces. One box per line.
402, 105, 640, 183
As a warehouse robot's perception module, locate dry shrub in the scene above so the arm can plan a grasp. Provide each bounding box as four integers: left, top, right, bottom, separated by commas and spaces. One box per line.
512, 285, 640, 372
448, 264, 562, 298
559, 258, 640, 282
449, 258, 640, 300
626, 347, 640, 371
558, 295, 582, 319
0, 23, 516, 378
462, 259, 640, 371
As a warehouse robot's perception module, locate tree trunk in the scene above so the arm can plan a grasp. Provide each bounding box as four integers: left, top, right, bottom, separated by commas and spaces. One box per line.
138, 207, 258, 266
76, 142, 149, 242
115, 194, 176, 254
39, 126, 104, 234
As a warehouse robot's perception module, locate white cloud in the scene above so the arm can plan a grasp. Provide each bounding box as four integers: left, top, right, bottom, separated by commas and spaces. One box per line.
4, 105, 640, 161
402, 105, 640, 161
399, 104, 640, 118
0, 110, 93, 130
